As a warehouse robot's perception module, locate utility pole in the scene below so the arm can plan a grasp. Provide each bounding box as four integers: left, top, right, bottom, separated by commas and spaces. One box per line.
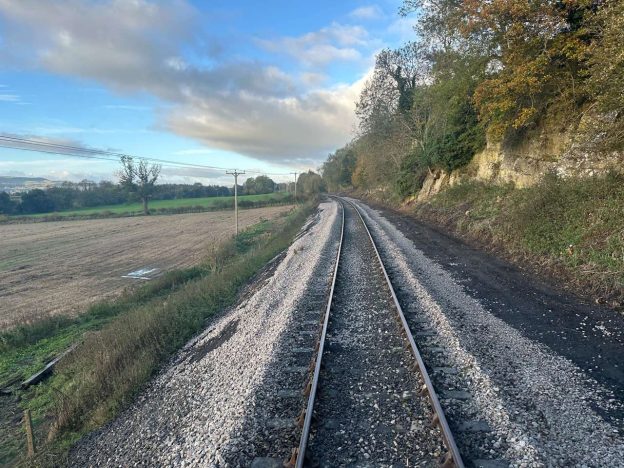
291, 172, 298, 204
226, 169, 245, 235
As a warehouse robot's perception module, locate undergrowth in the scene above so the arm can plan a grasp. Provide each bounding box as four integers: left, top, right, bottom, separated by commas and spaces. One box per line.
1, 200, 317, 467
414, 173, 624, 307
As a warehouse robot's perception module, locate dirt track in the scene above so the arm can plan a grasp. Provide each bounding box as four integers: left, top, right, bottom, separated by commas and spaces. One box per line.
0, 207, 291, 330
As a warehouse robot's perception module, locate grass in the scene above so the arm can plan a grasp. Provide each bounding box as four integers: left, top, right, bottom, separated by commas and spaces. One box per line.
13, 192, 292, 220
0, 200, 317, 466
413, 173, 624, 308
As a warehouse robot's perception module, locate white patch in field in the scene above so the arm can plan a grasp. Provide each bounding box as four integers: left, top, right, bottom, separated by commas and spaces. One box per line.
122, 267, 159, 280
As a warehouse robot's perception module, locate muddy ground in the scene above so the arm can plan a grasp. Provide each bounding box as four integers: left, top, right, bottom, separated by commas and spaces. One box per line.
0, 207, 291, 330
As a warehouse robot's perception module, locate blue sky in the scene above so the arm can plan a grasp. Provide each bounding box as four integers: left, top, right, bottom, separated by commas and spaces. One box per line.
0, 0, 415, 185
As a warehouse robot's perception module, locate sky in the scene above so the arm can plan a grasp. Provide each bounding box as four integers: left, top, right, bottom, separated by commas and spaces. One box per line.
0, 0, 416, 185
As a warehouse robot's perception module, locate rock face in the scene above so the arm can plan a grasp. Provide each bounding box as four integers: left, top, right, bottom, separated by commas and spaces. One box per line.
417, 115, 624, 201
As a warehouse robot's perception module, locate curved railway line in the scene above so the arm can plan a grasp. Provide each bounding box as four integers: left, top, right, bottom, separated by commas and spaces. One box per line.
289, 197, 464, 467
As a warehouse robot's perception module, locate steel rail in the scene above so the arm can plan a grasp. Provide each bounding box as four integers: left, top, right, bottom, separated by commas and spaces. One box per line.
294, 198, 345, 468
343, 197, 465, 468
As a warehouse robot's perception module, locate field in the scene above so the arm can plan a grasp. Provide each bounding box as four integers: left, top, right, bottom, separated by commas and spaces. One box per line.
20, 192, 290, 219
0, 205, 291, 330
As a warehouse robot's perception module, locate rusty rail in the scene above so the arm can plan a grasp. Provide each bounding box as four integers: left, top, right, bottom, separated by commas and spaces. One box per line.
345, 197, 464, 468
293, 196, 464, 468
293, 198, 344, 468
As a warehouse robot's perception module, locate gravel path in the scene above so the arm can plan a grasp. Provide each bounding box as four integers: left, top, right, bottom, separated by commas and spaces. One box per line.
306, 201, 445, 467
351, 198, 624, 467
69, 201, 338, 467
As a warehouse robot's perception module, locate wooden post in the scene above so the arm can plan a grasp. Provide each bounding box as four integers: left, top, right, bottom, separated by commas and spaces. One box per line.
226, 170, 245, 235
23, 409, 35, 457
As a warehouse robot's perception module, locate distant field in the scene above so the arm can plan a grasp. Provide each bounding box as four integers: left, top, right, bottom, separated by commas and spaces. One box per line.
0, 205, 292, 330
19, 192, 290, 218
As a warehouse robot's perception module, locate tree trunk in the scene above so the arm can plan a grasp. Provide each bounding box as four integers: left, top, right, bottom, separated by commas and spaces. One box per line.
143, 197, 148, 215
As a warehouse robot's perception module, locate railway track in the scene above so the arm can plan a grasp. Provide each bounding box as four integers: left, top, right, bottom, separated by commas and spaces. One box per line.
289, 197, 464, 467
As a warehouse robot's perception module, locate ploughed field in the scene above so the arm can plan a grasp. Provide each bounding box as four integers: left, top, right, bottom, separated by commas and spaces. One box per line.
0, 206, 291, 330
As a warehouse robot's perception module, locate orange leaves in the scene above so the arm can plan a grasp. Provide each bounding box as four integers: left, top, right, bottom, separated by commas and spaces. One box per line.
458, 0, 596, 137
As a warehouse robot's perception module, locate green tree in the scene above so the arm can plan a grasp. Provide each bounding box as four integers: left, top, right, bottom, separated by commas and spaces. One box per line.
322, 146, 357, 192
118, 156, 161, 215
244, 175, 275, 195
19, 189, 55, 214
244, 177, 257, 195
0, 191, 16, 215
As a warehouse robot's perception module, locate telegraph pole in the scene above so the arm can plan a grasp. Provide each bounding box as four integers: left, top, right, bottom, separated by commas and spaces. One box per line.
226, 169, 245, 235
291, 172, 298, 204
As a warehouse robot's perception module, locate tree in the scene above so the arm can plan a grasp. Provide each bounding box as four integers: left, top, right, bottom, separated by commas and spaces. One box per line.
19, 189, 55, 214
401, 0, 597, 138
0, 191, 16, 215
118, 156, 161, 215
244, 175, 275, 195
244, 177, 257, 195
322, 146, 357, 192
297, 171, 326, 196
584, 0, 624, 151
356, 42, 428, 137
254, 175, 275, 194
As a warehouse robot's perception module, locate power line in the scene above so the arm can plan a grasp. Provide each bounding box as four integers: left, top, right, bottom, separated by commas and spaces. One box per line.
0, 135, 294, 177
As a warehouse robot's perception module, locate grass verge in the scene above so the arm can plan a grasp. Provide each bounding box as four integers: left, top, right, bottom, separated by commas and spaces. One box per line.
7, 192, 293, 222
0, 200, 317, 466
410, 173, 624, 308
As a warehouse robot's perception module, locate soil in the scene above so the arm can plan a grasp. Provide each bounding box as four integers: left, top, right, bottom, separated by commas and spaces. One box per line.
0, 206, 292, 330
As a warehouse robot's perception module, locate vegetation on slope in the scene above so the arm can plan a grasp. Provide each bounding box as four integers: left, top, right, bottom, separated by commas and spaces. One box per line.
413, 173, 624, 308
322, 0, 624, 198
0, 201, 317, 466
318, 1, 624, 310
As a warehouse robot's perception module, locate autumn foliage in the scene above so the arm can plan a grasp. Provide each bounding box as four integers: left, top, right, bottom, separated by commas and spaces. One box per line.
322, 0, 622, 198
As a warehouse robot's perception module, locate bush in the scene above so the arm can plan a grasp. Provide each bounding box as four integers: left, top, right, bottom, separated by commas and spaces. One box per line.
418, 173, 624, 306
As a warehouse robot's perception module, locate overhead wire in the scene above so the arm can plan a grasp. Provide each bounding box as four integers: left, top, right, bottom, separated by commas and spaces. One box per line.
0, 135, 295, 177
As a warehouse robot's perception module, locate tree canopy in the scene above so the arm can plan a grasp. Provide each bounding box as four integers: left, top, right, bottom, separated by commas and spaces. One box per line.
244, 175, 276, 195
119, 156, 162, 214
323, 0, 623, 198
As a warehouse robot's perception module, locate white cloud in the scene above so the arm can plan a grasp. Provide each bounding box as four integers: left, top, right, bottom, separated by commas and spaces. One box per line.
0, 1, 365, 166
349, 5, 384, 20
0, 94, 20, 102
300, 72, 328, 87
162, 72, 370, 163
256, 22, 369, 67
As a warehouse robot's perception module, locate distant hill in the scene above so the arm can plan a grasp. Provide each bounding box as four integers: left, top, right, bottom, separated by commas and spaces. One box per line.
0, 176, 51, 185
0, 176, 62, 193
